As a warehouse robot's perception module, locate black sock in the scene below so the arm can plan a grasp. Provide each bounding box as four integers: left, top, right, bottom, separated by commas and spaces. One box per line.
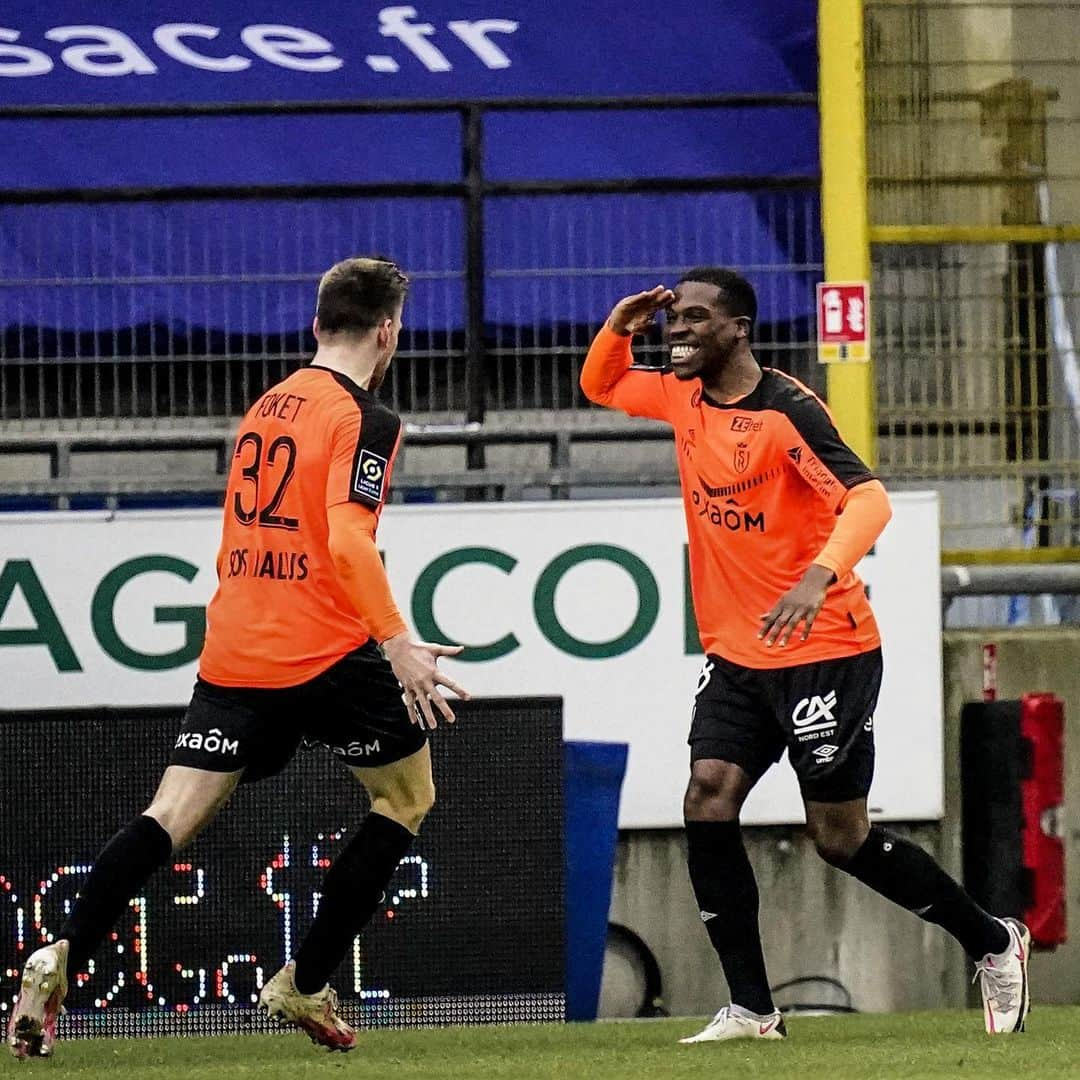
841, 826, 1010, 958
60, 815, 173, 973
685, 820, 774, 1015
293, 813, 415, 994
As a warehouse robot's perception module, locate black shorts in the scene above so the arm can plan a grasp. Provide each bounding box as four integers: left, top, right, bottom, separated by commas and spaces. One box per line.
170, 640, 427, 782
688, 648, 882, 803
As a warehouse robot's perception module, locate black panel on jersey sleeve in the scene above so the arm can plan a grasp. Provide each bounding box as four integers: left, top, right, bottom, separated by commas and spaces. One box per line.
760, 371, 876, 490
327, 370, 403, 509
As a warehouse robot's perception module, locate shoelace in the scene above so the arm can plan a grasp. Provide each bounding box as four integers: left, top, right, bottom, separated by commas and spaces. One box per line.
973, 960, 1018, 1013
708, 1007, 730, 1028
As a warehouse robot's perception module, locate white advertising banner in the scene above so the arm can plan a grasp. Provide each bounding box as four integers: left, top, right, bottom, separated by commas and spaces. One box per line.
0, 494, 942, 827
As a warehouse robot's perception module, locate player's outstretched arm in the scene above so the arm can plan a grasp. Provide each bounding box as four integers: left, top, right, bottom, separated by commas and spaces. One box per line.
382, 633, 470, 730
327, 503, 470, 728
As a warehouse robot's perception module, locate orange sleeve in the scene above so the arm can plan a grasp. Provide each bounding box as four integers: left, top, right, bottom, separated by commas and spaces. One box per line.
812, 479, 893, 581
327, 502, 408, 643
579, 324, 672, 421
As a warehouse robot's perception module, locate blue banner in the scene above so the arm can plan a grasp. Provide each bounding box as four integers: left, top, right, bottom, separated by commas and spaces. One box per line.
0, 3, 820, 336
0, 190, 820, 333
2, 2, 815, 105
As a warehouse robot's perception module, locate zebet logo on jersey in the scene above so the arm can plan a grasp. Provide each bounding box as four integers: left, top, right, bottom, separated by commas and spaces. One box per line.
792, 690, 838, 743
354, 449, 388, 503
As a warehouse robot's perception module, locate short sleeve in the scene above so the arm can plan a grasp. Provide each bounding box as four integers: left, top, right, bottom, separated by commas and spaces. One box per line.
326, 402, 402, 511
779, 395, 876, 510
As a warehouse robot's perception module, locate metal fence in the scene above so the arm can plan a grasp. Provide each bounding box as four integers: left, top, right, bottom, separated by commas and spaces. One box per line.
484, 189, 822, 413
875, 239, 1080, 549
0, 197, 468, 426
0, 97, 820, 445
866, 0, 1080, 550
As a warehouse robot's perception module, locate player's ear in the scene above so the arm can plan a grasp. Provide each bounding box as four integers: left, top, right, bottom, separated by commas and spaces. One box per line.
734, 316, 752, 340
312, 316, 321, 342
376, 316, 392, 349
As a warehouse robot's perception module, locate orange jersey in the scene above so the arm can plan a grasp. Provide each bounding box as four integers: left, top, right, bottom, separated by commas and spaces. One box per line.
200, 365, 402, 688
581, 327, 884, 669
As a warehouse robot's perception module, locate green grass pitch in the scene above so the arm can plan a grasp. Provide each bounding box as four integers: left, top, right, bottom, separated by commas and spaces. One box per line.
4, 1009, 1080, 1079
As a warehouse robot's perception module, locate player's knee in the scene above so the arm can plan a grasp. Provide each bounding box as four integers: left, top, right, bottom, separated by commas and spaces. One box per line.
683, 777, 741, 821
807, 820, 864, 867
374, 778, 435, 834
411, 776, 436, 823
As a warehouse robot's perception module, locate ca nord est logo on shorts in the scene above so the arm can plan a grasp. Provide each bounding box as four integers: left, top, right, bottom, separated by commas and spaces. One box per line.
792, 690, 838, 742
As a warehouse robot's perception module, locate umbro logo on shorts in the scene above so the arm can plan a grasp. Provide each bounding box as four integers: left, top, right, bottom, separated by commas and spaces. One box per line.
812, 743, 839, 763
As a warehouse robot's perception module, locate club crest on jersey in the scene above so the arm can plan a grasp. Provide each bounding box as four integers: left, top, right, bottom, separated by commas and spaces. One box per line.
734, 442, 750, 473
354, 448, 388, 502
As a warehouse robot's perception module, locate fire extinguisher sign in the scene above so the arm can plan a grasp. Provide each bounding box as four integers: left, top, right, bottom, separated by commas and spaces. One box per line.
816, 281, 870, 364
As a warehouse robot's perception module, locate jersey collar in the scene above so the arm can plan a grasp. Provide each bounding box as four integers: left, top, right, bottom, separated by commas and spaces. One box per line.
698, 369, 771, 410
308, 363, 375, 398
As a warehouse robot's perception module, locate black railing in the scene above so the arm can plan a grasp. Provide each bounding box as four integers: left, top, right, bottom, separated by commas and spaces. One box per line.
1, 94, 819, 439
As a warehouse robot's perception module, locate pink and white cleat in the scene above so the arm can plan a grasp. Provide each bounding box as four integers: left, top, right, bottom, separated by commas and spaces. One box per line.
679, 1003, 787, 1043
258, 961, 356, 1052
7, 940, 69, 1059
974, 917, 1031, 1034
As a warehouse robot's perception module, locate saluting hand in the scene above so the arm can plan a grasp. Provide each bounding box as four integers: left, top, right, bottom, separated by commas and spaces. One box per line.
758, 564, 836, 648
607, 285, 676, 336
382, 634, 471, 729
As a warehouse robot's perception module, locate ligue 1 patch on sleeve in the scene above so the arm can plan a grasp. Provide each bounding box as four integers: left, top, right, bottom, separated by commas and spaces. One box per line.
353, 448, 389, 503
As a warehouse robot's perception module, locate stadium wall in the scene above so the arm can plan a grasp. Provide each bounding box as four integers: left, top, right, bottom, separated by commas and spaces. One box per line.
607, 628, 1080, 1015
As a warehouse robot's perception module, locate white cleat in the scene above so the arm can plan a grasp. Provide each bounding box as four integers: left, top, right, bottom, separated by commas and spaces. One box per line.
974, 917, 1031, 1034
679, 1004, 787, 1043
7, 940, 69, 1060
258, 961, 357, 1052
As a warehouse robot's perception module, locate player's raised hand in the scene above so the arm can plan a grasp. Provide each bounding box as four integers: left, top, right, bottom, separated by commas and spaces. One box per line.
382, 634, 471, 729
758, 564, 836, 648
607, 285, 675, 336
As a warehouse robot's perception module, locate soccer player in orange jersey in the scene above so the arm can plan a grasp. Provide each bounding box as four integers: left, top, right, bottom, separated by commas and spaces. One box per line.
8, 257, 469, 1059
581, 269, 1030, 1042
